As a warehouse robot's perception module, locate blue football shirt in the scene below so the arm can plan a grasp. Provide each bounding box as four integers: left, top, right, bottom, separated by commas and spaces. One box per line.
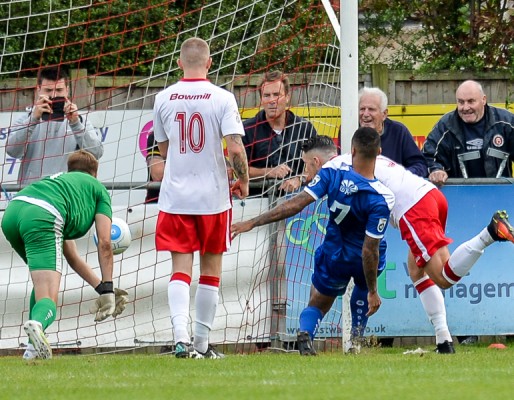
304, 156, 395, 265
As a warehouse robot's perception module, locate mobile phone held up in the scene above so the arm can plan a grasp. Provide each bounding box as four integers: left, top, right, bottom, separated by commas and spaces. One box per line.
41, 97, 66, 121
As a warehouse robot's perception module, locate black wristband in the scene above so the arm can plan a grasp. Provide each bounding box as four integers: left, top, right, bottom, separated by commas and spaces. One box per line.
95, 281, 114, 295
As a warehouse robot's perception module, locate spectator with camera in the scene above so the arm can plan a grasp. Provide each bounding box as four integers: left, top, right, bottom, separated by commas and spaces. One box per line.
6, 66, 103, 185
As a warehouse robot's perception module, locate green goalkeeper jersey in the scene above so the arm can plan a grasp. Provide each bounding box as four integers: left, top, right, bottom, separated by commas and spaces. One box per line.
14, 171, 112, 240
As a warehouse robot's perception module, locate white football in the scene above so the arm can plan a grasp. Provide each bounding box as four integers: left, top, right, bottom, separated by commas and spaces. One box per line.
94, 217, 132, 255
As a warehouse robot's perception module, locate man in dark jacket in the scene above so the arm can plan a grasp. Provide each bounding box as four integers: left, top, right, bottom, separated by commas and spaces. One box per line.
423, 79, 514, 346
243, 70, 317, 195
358, 87, 428, 178
423, 80, 514, 186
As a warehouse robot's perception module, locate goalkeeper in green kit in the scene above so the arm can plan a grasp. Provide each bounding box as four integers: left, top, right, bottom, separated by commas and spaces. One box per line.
1, 150, 128, 360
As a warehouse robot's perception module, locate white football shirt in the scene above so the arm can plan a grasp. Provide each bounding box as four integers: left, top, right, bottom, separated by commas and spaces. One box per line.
153, 79, 244, 214
340, 153, 435, 226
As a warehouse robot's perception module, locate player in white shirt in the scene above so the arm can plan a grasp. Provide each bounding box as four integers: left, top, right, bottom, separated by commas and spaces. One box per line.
342, 152, 514, 353
153, 37, 249, 359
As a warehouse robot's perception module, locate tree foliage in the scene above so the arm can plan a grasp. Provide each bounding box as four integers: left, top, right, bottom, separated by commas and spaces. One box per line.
359, 0, 514, 73
0, 0, 334, 79
2, 0, 511, 78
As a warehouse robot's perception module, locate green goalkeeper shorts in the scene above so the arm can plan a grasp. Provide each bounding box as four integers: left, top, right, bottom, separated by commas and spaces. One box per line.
1, 199, 64, 273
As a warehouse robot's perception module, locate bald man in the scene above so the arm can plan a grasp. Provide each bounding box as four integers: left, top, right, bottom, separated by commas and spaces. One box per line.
423, 80, 514, 186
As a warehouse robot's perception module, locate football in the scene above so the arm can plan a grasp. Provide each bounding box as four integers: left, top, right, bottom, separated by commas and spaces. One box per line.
93, 217, 132, 255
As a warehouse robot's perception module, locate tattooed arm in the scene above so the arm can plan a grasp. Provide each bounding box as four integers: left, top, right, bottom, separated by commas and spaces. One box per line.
225, 134, 249, 199
362, 235, 381, 317
231, 191, 314, 238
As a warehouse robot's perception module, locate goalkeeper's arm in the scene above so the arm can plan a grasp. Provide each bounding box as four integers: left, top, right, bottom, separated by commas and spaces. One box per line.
63, 239, 102, 288
94, 213, 114, 284
63, 234, 128, 319
63, 237, 114, 321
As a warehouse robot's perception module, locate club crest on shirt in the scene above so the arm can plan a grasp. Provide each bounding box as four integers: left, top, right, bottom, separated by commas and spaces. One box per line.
339, 179, 358, 195
308, 175, 321, 187
377, 218, 387, 233
493, 134, 504, 147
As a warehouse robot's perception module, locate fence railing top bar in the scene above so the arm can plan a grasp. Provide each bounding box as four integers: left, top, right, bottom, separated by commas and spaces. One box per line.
2, 178, 514, 193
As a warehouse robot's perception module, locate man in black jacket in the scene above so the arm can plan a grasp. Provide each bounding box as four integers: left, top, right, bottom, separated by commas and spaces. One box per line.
423, 79, 514, 346
423, 80, 514, 186
243, 70, 317, 195
359, 87, 427, 178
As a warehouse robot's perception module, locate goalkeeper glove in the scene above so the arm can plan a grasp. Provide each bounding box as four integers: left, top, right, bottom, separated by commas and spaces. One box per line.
112, 288, 129, 318
91, 281, 115, 322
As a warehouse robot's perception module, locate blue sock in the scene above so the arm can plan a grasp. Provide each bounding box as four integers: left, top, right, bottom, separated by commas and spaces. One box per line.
350, 285, 369, 337
299, 306, 324, 339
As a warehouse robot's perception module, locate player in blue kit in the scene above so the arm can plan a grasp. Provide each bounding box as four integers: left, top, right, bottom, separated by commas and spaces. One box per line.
232, 129, 395, 355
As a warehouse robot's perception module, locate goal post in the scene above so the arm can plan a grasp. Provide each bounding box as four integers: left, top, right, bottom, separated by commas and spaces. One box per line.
0, 0, 346, 354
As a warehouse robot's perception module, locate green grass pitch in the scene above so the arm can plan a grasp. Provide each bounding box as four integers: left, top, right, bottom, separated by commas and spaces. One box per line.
0, 345, 512, 400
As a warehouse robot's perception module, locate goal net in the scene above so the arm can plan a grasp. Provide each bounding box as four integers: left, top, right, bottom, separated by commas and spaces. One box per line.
0, 0, 343, 354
